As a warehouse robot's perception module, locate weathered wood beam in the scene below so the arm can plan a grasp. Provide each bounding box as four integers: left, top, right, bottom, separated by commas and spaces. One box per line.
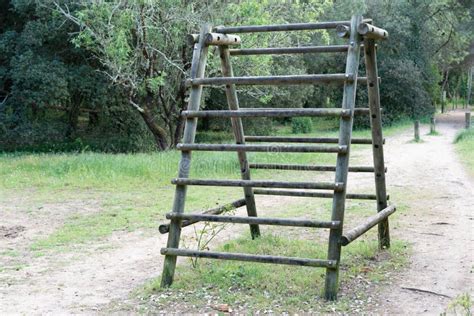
161, 248, 338, 268
158, 198, 246, 234
166, 213, 341, 229
248, 163, 385, 173
186, 74, 352, 87
244, 136, 383, 144
341, 205, 397, 246
325, 14, 363, 301
187, 33, 241, 45
176, 143, 348, 154
171, 178, 344, 191
161, 24, 212, 288
253, 189, 386, 201
358, 23, 388, 40
182, 108, 351, 118
229, 45, 349, 55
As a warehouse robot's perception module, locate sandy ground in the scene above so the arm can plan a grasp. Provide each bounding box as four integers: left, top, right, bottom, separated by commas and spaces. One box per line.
0, 110, 472, 314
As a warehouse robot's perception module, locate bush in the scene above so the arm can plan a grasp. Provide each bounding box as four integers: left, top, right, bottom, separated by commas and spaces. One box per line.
291, 117, 313, 134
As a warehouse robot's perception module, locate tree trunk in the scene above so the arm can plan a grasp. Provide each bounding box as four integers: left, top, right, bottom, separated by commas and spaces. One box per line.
139, 107, 169, 150
66, 101, 81, 139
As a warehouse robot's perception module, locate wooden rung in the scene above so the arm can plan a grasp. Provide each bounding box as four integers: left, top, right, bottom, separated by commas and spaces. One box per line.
158, 198, 246, 234
252, 189, 386, 200
166, 213, 341, 229
182, 108, 351, 118
186, 74, 352, 87
248, 163, 386, 173
161, 248, 337, 268
213, 19, 372, 33
354, 107, 383, 115
186, 76, 377, 87
341, 204, 396, 246
229, 45, 349, 56
171, 178, 344, 191
244, 136, 383, 144
176, 144, 347, 154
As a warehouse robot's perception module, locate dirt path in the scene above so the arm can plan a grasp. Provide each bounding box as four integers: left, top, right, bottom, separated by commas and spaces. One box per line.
372, 110, 474, 314
0, 110, 472, 314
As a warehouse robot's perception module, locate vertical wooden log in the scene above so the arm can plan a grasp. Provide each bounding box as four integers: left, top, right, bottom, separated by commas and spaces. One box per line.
414, 120, 420, 141
430, 117, 436, 134
218, 46, 261, 239
364, 38, 390, 249
161, 24, 211, 287
324, 15, 362, 301
467, 66, 472, 108
466, 112, 471, 129
441, 91, 445, 113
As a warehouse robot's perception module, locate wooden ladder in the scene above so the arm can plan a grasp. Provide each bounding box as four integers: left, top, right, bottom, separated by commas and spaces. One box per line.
160, 15, 395, 300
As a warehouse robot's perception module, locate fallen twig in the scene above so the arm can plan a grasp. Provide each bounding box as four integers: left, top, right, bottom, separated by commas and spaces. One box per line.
401, 286, 452, 298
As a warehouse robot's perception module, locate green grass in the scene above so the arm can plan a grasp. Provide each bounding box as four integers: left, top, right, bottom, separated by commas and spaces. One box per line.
0, 118, 414, 251
142, 233, 408, 313
454, 128, 474, 175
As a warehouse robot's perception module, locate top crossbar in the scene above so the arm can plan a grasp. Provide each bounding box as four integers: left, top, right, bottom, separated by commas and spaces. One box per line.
214, 19, 373, 34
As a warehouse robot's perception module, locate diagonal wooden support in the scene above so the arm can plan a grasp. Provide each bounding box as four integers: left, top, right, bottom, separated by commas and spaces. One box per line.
364, 38, 390, 249
160, 24, 212, 287
218, 45, 260, 239
324, 15, 363, 301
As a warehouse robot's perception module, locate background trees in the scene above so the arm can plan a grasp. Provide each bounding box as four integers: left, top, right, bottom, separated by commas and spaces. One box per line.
0, 0, 472, 152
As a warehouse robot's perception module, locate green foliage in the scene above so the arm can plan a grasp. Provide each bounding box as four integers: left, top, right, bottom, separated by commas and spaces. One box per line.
291, 117, 313, 134
0, 0, 472, 152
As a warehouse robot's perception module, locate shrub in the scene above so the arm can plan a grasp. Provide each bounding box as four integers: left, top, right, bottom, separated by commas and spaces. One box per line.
291, 117, 313, 134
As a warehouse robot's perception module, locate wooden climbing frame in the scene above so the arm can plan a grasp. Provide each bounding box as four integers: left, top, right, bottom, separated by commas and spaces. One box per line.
160, 15, 396, 300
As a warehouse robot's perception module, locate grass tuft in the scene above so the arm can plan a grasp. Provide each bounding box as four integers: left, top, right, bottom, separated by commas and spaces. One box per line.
454, 128, 474, 175
142, 234, 409, 313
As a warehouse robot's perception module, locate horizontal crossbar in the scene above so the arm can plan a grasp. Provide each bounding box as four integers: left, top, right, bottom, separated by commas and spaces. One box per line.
182, 108, 351, 118
166, 213, 341, 229
186, 74, 352, 86
229, 45, 349, 55
186, 75, 376, 87
253, 189, 384, 200
159, 198, 246, 234
341, 204, 397, 246
177, 144, 347, 153
213, 19, 372, 33
248, 163, 385, 173
161, 248, 337, 268
172, 178, 344, 191
245, 136, 380, 144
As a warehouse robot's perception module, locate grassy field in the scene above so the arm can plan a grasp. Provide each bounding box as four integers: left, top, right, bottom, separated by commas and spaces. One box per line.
0, 118, 415, 312
454, 127, 474, 175
0, 118, 413, 251
142, 234, 408, 313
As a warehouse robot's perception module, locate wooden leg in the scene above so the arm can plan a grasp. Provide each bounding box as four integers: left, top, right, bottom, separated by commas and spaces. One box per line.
364, 38, 390, 249
161, 24, 211, 287
325, 14, 363, 300
218, 45, 260, 239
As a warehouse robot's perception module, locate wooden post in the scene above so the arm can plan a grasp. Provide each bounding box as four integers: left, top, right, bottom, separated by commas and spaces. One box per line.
430, 117, 436, 134
218, 45, 261, 239
467, 66, 472, 108
466, 112, 471, 129
324, 15, 362, 301
414, 120, 420, 141
363, 38, 390, 249
441, 91, 445, 113
160, 24, 211, 287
